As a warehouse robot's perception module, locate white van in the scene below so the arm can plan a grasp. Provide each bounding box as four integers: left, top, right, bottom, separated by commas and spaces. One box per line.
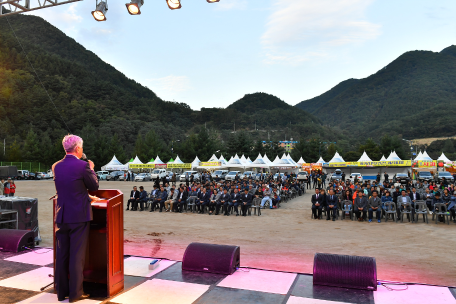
150, 169, 167, 180
211, 170, 228, 180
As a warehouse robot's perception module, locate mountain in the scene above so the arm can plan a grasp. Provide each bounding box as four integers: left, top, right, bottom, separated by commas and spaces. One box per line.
296, 46, 456, 139
0, 13, 345, 167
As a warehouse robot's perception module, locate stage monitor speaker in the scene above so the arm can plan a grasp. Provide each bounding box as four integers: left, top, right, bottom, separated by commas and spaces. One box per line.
313, 253, 377, 291
182, 242, 240, 275
0, 229, 35, 252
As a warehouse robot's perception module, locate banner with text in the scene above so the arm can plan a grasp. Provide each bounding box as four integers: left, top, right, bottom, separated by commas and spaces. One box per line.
200, 162, 221, 167
323, 160, 412, 167
167, 163, 192, 169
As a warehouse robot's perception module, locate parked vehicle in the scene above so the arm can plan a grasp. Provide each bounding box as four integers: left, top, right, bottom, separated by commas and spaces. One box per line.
417, 171, 433, 182
179, 171, 200, 182
118, 173, 126, 181
97, 171, 110, 180
165, 171, 175, 182
16, 170, 30, 180
47, 169, 54, 178
434, 171, 454, 183
394, 173, 410, 184
349, 173, 363, 182
297, 171, 309, 181
150, 169, 167, 180
106, 171, 124, 181
37, 172, 50, 179
225, 171, 244, 181
28, 172, 36, 180
330, 169, 343, 181
243, 171, 255, 179
0, 166, 18, 180
211, 170, 228, 180
255, 173, 267, 181
135, 173, 151, 182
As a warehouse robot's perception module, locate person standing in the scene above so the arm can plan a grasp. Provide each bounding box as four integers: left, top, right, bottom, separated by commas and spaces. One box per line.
53, 135, 99, 302
9, 180, 16, 197
376, 172, 381, 183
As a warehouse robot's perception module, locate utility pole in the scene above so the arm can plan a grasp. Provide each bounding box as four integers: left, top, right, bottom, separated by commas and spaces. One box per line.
3, 139, 5, 156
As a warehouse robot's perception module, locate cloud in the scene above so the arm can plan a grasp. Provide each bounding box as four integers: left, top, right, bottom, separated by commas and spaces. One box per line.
262, 0, 381, 64
29, 3, 82, 25
145, 75, 191, 95
215, 0, 247, 11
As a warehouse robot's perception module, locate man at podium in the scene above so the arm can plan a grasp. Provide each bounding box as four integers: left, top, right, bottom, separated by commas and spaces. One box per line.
53, 135, 99, 302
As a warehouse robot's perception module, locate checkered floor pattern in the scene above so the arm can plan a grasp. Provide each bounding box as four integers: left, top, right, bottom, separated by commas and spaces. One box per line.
0, 248, 455, 304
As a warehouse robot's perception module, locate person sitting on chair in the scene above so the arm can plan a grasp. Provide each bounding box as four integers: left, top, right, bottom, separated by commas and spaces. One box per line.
354, 190, 368, 222
208, 189, 219, 215
176, 186, 188, 213
240, 188, 252, 216
448, 191, 456, 223
197, 187, 210, 214
325, 189, 338, 221
311, 188, 324, 219
398, 189, 413, 220
164, 188, 177, 212
126, 186, 139, 211
368, 190, 382, 223
136, 186, 148, 211
230, 188, 240, 216
220, 188, 231, 216
151, 186, 167, 212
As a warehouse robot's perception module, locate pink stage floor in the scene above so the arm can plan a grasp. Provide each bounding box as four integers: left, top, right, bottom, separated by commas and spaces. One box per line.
0, 248, 455, 304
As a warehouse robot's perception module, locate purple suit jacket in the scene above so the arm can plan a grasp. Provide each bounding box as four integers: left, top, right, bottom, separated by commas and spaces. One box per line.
53, 155, 99, 224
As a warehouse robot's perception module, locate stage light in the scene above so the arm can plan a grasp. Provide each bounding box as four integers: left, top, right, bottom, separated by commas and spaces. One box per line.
92, 1, 108, 21
207, 0, 220, 2
126, 0, 144, 15
166, 0, 181, 10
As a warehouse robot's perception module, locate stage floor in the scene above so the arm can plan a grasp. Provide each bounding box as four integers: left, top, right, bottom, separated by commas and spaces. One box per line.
0, 248, 455, 304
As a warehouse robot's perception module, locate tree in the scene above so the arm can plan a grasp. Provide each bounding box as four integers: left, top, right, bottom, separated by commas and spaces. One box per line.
358, 138, 381, 161
344, 151, 361, 162
143, 130, 166, 161
22, 129, 41, 162
134, 133, 146, 161
6, 140, 22, 161
443, 139, 455, 154
108, 134, 127, 163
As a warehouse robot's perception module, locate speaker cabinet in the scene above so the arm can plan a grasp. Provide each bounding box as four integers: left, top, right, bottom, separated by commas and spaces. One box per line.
313, 253, 377, 291
182, 242, 240, 275
0, 229, 35, 252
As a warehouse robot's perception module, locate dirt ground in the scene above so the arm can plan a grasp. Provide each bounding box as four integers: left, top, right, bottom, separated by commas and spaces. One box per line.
13, 180, 456, 287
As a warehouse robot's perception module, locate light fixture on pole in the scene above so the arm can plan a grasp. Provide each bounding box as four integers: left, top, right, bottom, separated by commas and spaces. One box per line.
126, 0, 144, 15
207, 0, 220, 2
92, 0, 108, 21
166, 0, 181, 10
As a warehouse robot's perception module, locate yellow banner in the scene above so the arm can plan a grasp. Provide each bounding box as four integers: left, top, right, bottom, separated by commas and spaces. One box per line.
129, 164, 155, 169
324, 160, 412, 167
200, 162, 221, 167
167, 163, 191, 169
412, 160, 437, 168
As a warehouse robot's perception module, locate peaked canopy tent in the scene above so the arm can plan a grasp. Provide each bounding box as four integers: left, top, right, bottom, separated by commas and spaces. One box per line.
358, 151, 372, 162
191, 156, 201, 169
167, 158, 174, 164
328, 152, 345, 163
101, 155, 128, 171
130, 156, 144, 164
297, 157, 306, 164
173, 156, 185, 164
380, 155, 387, 161
386, 151, 402, 161
421, 151, 433, 161
153, 156, 166, 165
414, 151, 424, 161
438, 153, 452, 163
316, 157, 326, 164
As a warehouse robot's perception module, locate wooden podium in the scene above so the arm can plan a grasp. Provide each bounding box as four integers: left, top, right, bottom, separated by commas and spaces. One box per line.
53, 189, 124, 298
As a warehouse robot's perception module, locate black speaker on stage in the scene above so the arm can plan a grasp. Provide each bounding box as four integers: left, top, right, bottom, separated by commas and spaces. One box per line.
182, 242, 240, 275
0, 229, 35, 252
313, 253, 377, 291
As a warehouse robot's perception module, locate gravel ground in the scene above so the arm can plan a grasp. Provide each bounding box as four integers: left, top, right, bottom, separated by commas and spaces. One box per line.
12, 180, 456, 287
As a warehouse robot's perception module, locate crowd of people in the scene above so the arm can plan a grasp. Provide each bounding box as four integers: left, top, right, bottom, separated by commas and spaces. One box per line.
125, 172, 305, 216
0, 178, 16, 197
310, 172, 456, 223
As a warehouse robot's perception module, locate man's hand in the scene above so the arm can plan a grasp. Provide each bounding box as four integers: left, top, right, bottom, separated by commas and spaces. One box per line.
88, 160, 95, 171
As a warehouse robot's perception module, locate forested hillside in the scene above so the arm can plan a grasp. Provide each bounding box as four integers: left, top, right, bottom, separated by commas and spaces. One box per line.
296, 46, 456, 139
0, 13, 344, 168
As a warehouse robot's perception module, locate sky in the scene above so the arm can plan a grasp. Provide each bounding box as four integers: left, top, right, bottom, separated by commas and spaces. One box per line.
28, 0, 456, 110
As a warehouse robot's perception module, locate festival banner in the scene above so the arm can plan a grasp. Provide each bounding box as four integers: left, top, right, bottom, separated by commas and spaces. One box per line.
129, 164, 155, 169
326, 162, 357, 167
167, 163, 192, 169
200, 162, 221, 167
357, 160, 411, 167
411, 160, 437, 168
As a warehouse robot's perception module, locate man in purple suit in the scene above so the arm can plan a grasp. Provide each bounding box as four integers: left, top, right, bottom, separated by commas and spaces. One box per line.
53, 135, 99, 303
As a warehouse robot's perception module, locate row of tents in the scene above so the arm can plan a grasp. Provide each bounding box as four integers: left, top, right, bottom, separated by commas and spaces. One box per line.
101, 153, 305, 171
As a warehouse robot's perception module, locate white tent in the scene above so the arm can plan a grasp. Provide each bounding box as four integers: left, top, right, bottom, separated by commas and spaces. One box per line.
316, 157, 326, 164
421, 151, 433, 161
191, 156, 201, 169
380, 155, 387, 161
357, 151, 372, 162
438, 153, 452, 163
246, 157, 253, 163
270, 156, 296, 168
207, 154, 219, 162
219, 155, 227, 162
263, 154, 272, 164
249, 154, 269, 168
153, 156, 165, 165
173, 155, 185, 164
386, 151, 401, 161
102, 155, 128, 171
130, 155, 143, 164
414, 151, 423, 161
286, 154, 297, 165
328, 152, 345, 163
223, 157, 246, 168
297, 157, 306, 164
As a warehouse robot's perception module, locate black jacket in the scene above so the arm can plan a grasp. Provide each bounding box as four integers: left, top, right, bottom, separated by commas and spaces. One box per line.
311, 193, 324, 206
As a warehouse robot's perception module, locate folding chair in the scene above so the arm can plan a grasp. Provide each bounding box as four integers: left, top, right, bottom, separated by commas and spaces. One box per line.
413, 200, 428, 223
250, 198, 262, 216
384, 202, 397, 222
341, 200, 353, 220
400, 202, 413, 223
432, 203, 450, 225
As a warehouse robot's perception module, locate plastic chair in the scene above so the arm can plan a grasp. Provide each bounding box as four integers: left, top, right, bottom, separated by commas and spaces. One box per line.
400, 202, 414, 223
413, 200, 428, 224
341, 200, 353, 220
384, 202, 397, 222
186, 197, 197, 213
432, 203, 450, 225
250, 198, 262, 216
